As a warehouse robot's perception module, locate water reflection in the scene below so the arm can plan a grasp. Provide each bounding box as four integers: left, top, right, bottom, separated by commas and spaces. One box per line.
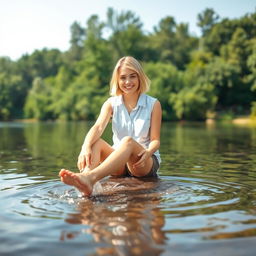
61, 177, 167, 256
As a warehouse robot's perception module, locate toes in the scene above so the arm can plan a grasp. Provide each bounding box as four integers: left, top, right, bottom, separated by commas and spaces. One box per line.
59, 169, 66, 177
59, 170, 92, 196
59, 169, 70, 177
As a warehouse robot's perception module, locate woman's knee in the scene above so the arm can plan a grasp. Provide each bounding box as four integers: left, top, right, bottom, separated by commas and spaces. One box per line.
120, 136, 136, 149
120, 136, 134, 145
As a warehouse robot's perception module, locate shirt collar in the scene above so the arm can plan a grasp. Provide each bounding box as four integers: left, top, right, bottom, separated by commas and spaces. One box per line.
118, 93, 146, 107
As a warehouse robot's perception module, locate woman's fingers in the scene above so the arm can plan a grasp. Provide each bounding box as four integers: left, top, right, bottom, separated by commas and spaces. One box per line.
134, 155, 146, 168
85, 153, 91, 168
77, 154, 86, 171
134, 150, 151, 168
77, 146, 93, 171
77, 152, 92, 171
137, 149, 145, 157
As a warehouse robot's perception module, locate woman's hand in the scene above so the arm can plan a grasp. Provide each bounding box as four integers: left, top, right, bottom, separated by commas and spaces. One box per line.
133, 149, 151, 168
77, 147, 92, 171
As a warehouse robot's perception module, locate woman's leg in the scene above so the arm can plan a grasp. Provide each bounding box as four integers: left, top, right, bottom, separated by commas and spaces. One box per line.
84, 138, 127, 176
59, 136, 153, 195
81, 138, 114, 172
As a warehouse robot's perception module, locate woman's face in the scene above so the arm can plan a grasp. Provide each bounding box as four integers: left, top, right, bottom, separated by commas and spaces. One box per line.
118, 67, 139, 95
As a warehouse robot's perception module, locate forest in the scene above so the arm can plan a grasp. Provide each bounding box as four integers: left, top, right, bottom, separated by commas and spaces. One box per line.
0, 8, 256, 121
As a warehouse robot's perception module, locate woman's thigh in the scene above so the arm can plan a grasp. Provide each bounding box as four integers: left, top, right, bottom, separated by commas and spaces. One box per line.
99, 137, 154, 177
94, 138, 114, 162
96, 139, 126, 176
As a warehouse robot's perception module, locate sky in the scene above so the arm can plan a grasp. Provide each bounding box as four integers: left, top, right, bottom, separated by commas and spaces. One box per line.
0, 0, 255, 60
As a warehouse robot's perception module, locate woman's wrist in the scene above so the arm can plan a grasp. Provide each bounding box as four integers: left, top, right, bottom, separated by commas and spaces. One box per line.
80, 146, 89, 155
148, 140, 160, 156
145, 149, 154, 158
82, 142, 91, 150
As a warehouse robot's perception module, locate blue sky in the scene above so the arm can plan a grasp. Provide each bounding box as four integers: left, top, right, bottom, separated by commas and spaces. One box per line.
0, 0, 255, 60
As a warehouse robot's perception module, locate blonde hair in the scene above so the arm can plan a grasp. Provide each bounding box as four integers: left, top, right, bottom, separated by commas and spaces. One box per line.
110, 56, 150, 96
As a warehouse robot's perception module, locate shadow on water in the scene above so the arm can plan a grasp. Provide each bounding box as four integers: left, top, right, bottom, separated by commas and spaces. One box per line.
1, 121, 256, 256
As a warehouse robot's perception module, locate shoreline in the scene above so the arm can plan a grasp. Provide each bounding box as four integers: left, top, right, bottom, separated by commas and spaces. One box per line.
1, 117, 256, 126
232, 117, 256, 126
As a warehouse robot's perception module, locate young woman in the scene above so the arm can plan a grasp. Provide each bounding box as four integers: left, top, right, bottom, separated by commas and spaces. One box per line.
59, 56, 162, 196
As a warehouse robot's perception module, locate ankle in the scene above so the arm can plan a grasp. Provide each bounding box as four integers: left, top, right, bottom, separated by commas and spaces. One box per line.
89, 172, 100, 185
80, 171, 98, 186
81, 167, 92, 173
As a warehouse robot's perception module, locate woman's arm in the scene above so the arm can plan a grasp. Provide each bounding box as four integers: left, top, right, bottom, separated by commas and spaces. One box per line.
134, 100, 162, 168
78, 99, 112, 170
147, 100, 162, 155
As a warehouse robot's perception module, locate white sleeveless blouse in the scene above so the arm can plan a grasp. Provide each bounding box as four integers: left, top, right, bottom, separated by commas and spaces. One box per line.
110, 93, 161, 164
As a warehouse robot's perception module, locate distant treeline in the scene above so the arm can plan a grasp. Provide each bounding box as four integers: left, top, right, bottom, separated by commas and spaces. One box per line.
0, 8, 256, 121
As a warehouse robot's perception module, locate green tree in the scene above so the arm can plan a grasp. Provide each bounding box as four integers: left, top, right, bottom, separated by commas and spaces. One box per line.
172, 23, 198, 69
221, 28, 249, 72
144, 62, 184, 120
17, 48, 63, 83
47, 66, 75, 120
0, 57, 24, 119
247, 39, 256, 92
197, 8, 219, 36
70, 15, 112, 120
203, 11, 256, 55
169, 82, 217, 120
149, 17, 198, 69
150, 17, 176, 63
2, 8, 256, 121
66, 21, 85, 62
169, 64, 217, 120
218, 28, 253, 108
106, 8, 146, 60
47, 15, 113, 121
24, 77, 52, 120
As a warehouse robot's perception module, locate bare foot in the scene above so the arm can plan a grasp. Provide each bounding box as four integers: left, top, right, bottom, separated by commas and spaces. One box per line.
59, 169, 93, 196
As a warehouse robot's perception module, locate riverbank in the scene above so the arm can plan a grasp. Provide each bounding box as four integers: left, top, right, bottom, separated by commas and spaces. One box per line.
205, 116, 256, 126
232, 117, 256, 126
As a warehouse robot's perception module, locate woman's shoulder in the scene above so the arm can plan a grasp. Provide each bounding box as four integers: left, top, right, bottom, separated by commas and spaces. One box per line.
108, 95, 122, 107
143, 94, 161, 112
142, 93, 157, 99
144, 94, 158, 104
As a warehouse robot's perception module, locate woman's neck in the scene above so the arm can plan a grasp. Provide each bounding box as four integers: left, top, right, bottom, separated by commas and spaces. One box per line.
122, 93, 140, 113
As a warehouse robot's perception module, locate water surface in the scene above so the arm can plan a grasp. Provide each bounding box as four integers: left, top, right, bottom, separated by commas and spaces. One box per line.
0, 121, 256, 256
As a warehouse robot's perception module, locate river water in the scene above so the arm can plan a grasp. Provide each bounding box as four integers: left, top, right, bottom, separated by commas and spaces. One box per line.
0, 121, 256, 256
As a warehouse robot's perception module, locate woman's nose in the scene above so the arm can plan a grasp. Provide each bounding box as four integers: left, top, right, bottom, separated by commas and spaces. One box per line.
125, 78, 130, 84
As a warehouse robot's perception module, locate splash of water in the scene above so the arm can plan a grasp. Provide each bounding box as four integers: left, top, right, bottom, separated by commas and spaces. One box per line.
92, 181, 103, 195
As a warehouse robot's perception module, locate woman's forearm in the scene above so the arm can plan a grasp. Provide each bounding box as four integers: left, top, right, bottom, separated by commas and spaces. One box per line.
80, 99, 112, 154
147, 140, 160, 156
81, 125, 104, 153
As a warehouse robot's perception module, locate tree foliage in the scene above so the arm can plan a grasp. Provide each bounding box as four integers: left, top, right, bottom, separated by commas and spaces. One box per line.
197, 8, 220, 36
0, 8, 255, 121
